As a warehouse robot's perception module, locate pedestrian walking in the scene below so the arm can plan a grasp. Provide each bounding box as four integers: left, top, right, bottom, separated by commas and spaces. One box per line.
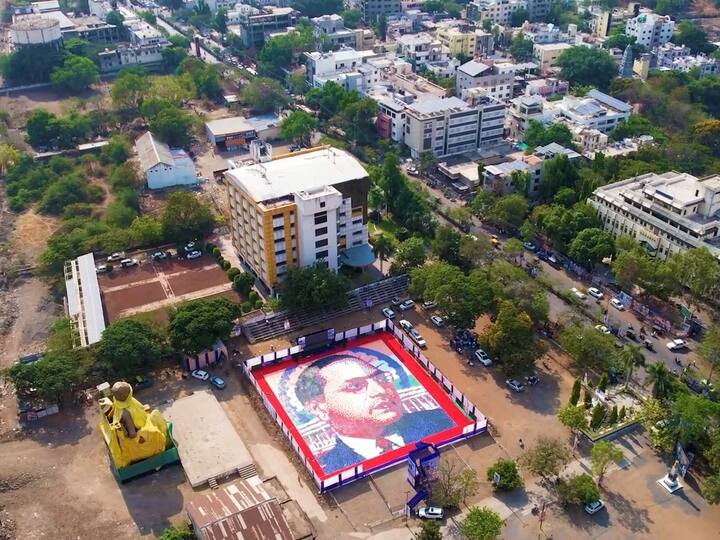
519, 438, 524, 449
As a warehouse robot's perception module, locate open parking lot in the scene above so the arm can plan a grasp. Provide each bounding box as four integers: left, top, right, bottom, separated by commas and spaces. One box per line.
98, 253, 232, 321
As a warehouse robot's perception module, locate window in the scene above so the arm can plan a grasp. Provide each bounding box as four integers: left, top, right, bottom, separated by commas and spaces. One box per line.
320, 201, 326, 208
314, 212, 328, 225
316, 226, 328, 235
315, 238, 329, 248
316, 250, 329, 259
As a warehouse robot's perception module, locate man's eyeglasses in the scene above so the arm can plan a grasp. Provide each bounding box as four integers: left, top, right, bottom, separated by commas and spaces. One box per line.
340, 370, 394, 394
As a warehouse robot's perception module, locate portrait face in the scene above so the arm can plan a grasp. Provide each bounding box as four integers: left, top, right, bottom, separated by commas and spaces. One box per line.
309, 357, 404, 438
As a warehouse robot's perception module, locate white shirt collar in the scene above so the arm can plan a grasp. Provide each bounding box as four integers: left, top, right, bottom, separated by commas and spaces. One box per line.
337, 433, 405, 459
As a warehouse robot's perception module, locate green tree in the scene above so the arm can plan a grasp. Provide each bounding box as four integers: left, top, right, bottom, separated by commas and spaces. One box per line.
524, 120, 575, 149
96, 319, 169, 376
417, 520, 442, 540
428, 458, 479, 508
156, 521, 195, 540
557, 403, 588, 433
0, 143, 20, 176
4, 351, 84, 402
342, 8, 362, 28
139, 9, 157, 24
459, 507, 504, 540
106, 10, 125, 26
671, 393, 720, 447
279, 110, 317, 145
557, 46, 617, 90
608, 404, 618, 425
486, 458, 523, 491
25, 109, 58, 148
483, 300, 545, 375
673, 20, 713, 54
100, 135, 130, 165
556, 473, 600, 505
569, 378, 581, 406
509, 33, 534, 61
168, 297, 242, 354
589, 403, 605, 430
161, 191, 215, 244
646, 361, 674, 400
603, 32, 646, 58
619, 344, 645, 389
703, 474, 720, 504
257, 34, 295, 78
539, 154, 579, 201
558, 323, 617, 370
281, 263, 351, 312
334, 97, 378, 146
50, 55, 99, 92
111, 70, 147, 113
149, 106, 195, 147
0, 43, 64, 85
520, 437, 571, 479
664, 247, 720, 304
240, 77, 290, 113
510, 7, 530, 26
431, 225, 463, 265
486, 193, 528, 230
598, 373, 608, 392
372, 234, 395, 273
213, 7, 228, 35
700, 326, 720, 383
233, 272, 255, 296
130, 216, 164, 246
568, 228, 614, 269
391, 236, 426, 273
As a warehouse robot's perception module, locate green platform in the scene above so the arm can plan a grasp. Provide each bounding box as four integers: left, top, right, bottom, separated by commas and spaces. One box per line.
111, 423, 180, 483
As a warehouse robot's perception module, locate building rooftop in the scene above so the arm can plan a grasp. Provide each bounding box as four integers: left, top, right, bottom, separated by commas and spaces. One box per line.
206, 116, 254, 137
406, 96, 470, 116
458, 59, 492, 77
586, 89, 632, 113
135, 132, 173, 172
226, 146, 368, 203
534, 142, 581, 160
534, 42, 573, 51
65, 253, 106, 347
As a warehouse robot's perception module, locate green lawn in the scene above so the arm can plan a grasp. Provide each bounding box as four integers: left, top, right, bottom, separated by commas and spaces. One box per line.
368, 216, 401, 241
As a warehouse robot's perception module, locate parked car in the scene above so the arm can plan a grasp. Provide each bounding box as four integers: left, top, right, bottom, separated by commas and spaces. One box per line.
382, 307, 396, 319
547, 254, 559, 267
107, 251, 125, 262
595, 324, 611, 335
584, 500, 605, 515
610, 298, 625, 311
398, 299, 415, 311
409, 328, 426, 348
525, 374, 539, 386
96, 264, 111, 274
191, 369, 209, 381
625, 329, 637, 341
667, 338, 688, 351
407, 166, 419, 176
399, 319, 413, 332
422, 301, 437, 310
417, 506, 444, 520
120, 258, 139, 268
184, 241, 198, 252
186, 250, 203, 260
209, 375, 226, 389
571, 287, 587, 301
587, 287, 604, 300
505, 379, 525, 393
151, 251, 169, 261
523, 241, 536, 251
430, 315, 444, 327
474, 349, 492, 366
391, 296, 402, 306
133, 375, 153, 390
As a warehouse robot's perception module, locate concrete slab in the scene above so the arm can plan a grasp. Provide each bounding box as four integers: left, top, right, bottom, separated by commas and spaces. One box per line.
164, 390, 255, 487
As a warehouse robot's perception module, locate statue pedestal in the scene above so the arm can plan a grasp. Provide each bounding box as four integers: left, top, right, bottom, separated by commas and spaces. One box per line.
657, 474, 683, 493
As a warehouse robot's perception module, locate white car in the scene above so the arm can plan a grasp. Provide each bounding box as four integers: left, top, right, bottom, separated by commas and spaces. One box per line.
409, 328, 426, 348
474, 349, 492, 366
399, 319, 413, 332
587, 287, 604, 300
417, 506, 444, 520
422, 301, 437, 310
107, 251, 125, 262
382, 307, 396, 319
666, 339, 688, 351
571, 287, 587, 301
430, 315, 444, 327
610, 298, 625, 311
595, 324, 611, 335
505, 379, 525, 393
96, 264, 110, 274
584, 500, 605, 515
398, 299, 415, 311
191, 369, 209, 381
186, 250, 203, 259
120, 258, 138, 268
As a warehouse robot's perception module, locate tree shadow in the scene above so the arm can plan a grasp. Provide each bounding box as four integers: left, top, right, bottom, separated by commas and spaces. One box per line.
602, 487, 653, 534
19, 405, 93, 448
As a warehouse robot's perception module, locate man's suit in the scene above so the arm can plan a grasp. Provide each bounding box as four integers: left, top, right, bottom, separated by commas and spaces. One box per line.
318, 409, 453, 473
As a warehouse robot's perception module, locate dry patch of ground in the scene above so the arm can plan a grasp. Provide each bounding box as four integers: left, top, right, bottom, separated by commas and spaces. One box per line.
9, 210, 59, 267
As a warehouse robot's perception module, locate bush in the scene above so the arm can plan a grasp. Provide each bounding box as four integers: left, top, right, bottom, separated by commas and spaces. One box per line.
248, 291, 259, 304
598, 373, 608, 392
570, 378, 581, 406
233, 272, 255, 296
216, 256, 226, 266
583, 388, 592, 408
254, 299, 263, 310
212, 247, 221, 257
608, 404, 618, 425
396, 227, 411, 242
486, 459, 523, 491
590, 403, 605, 430
619, 405, 626, 421
221, 259, 231, 271
241, 301, 252, 313
227, 267, 240, 280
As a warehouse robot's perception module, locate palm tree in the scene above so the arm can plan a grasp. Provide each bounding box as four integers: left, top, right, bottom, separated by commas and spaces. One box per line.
372, 234, 395, 274
646, 361, 673, 400
619, 344, 645, 390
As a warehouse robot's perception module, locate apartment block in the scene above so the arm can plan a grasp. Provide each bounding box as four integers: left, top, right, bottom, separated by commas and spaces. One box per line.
456, 59, 514, 101
533, 42, 573, 73
311, 14, 374, 50
590, 172, 720, 259
304, 48, 380, 90
396, 32, 447, 68
225, 147, 372, 293
625, 12, 674, 49
467, 0, 527, 26
435, 22, 492, 57
234, 6, 296, 48
552, 89, 631, 134
356, 0, 401, 22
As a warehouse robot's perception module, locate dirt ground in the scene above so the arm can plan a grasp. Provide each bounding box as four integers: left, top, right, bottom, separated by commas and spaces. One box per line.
0, 85, 111, 128
9, 210, 59, 267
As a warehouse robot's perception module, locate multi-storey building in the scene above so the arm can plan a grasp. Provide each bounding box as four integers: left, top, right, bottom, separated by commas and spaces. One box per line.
655, 43, 719, 78
532, 41, 572, 73
625, 12, 673, 49
506, 94, 548, 139
467, 0, 528, 26
552, 89, 631, 134
402, 96, 505, 158
456, 59, 514, 101
590, 172, 720, 259
526, 0, 551, 20
234, 6, 296, 48
311, 14, 374, 50
225, 147, 372, 293
435, 22, 489, 57
356, 0, 401, 22
396, 32, 447, 68
304, 48, 380, 90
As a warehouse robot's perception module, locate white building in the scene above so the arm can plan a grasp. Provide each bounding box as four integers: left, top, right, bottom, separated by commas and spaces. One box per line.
311, 14, 374, 50
456, 59, 514, 101
304, 48, 379, 90
64, 253, 106, 348
590, 171, 720, 259
135, 132, 198, 190
655, 43, 719, 78
396, 32, 447, 68
125, 19, 167, 46
225, 147, 373, 293
97, 43, 165, 72
552, 89, 631, 134
469, 0, 527, 26
402, 96, 506, 158
507, 94, 550, 139
625, 12, 674, 49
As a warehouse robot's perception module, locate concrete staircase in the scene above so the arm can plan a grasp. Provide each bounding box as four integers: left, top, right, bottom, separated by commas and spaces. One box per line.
242, 275, 409, 343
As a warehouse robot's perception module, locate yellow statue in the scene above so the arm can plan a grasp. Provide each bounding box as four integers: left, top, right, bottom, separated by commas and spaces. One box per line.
99, 381, 170, 469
